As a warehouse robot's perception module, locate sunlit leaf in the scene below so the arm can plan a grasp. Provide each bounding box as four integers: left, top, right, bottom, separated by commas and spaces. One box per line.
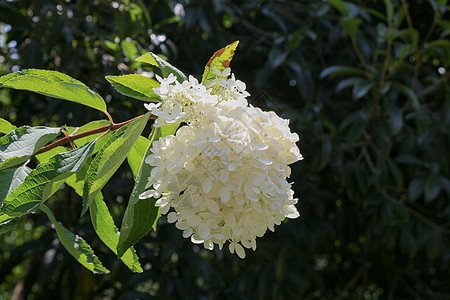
0, 118, 16, 135
0, 141, 95, 219
106, 74, 160, 102
82, 113, 150, 215
0, 166, 31, 204
0, 126, 61, 171
35, 146, 69, 163
127, 136, 150, 179
201, 40, 239, 84
136, 53, 187, 83
90, 193, 143, 272
117, 126, 162, 257
39, 204, 109, 274
0, 69, 107, 113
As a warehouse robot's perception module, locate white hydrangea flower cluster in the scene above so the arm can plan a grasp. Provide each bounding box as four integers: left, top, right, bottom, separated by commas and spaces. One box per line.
140, 68, 302, 258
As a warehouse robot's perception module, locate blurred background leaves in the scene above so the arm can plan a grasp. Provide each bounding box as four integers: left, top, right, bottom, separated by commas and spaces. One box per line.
0, 0, 449, 299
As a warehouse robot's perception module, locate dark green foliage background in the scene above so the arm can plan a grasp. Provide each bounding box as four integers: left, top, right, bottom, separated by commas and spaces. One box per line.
1, 0, 449, 299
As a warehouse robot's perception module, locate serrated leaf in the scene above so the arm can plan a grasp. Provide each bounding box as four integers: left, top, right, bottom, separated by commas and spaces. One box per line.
82, 113, 150, 215
201, 41, 239, 84
0, 126, 61, 171
0, 166, 31, 204
0, 118, 16, 134
90, 193, 143, 272
0, 141, 96, 219
65, 157, 142, 272
0, 69, 107, 113
73, 120, 111, 153
35, 146, 69, 163
117, 126, 161, 257
127, 136, 150, 179
39, 203, 109, 274
106, 74, 160, 102
319, 65, 366, 79
136, 53, 187, 83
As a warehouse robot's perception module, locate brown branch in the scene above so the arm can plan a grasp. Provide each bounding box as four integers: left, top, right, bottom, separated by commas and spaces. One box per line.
34, 114, 154, 156
407, 206, 450, 235
401, 0, 414, 30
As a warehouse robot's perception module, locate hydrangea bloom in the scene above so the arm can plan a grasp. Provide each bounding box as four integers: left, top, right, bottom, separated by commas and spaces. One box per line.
140, 69, 302, 258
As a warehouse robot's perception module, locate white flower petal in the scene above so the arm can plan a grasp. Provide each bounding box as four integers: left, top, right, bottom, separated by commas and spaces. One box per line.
198, 222, 211, 240
206, 199, 220, 213
167, 212, 178, 223
186, 215, 202, 227
235, 243, 246, 259
139, 70, 302, 259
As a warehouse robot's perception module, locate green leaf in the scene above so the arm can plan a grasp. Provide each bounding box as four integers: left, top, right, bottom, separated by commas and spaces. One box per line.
0, 118, 16, 134
388, 159, 404, 189
35, 146, 69, 163
90, 193, 143, 272
319, 65, 366, 79
424, 176, 441, 203
336, 77, 361, 92
0, 69, 107, 113
0, 215, 26, 235
39, 203, 109, 274
106, 74, 160, 102
201, 41, 239, 84
0, 166, 31, 204
160, 121, 180, 137
0, 141, 96, 219
117, 127, 162, 257
384, 0, 394, 25
352, 79, 375, 99
408, 178, 425, 202
328, 0, 349, 16
72, 120, 111, 154
127, 136, 150, 179
82, 113, 150, 215
64, 158, 142, 271
340, 16, 362, 37
121, 40, 138, 58
0, 126, 61, 171
398, 29, 420, 48
391, 82, 420, 110
136, 53, 187, 83
385, 100, 403, 134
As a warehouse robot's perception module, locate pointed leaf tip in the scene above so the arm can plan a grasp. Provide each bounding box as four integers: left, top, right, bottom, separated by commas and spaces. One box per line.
202, 41, 239, 84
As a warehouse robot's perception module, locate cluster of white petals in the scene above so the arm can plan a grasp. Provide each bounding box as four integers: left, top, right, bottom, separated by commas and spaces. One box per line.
141, 68, 302, 258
